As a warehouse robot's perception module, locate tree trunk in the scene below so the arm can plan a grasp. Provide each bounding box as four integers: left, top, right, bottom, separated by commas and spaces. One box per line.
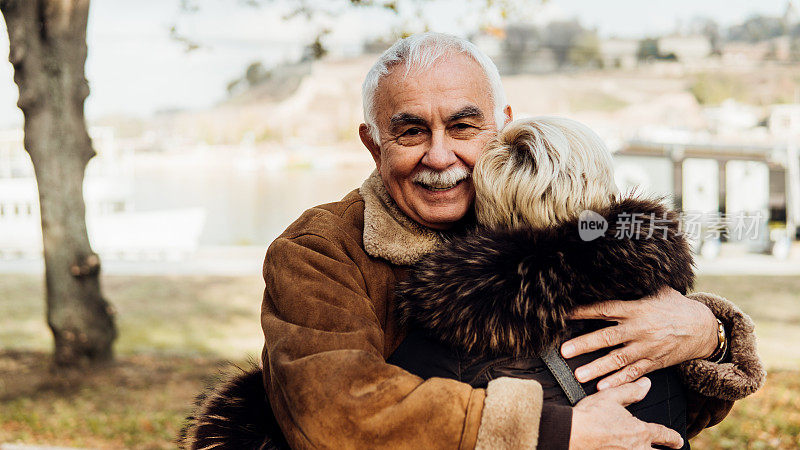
1, 0, 116, 366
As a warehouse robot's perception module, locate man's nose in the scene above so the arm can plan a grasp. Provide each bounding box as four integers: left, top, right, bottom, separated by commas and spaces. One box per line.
421, 130, 458, 170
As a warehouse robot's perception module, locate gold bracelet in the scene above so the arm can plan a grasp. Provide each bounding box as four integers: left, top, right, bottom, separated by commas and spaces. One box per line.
706, 318, 727, 363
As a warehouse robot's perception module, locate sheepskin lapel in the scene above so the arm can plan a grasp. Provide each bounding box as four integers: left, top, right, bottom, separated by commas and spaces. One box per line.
396, 197, 696, 358
359, 170, 444, 266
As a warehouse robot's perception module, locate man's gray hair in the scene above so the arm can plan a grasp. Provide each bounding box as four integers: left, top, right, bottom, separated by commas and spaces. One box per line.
361, 32, 508, 143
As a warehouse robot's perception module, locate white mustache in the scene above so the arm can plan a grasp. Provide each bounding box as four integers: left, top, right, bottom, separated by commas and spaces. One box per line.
412, 167, 471, 189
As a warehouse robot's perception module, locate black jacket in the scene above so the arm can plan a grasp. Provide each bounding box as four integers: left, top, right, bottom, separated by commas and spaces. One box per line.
388, 197, 694, 449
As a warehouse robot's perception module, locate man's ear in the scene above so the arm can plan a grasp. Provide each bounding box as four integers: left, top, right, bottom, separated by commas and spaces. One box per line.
359, 123, 381, 169
503, 105, 513, 127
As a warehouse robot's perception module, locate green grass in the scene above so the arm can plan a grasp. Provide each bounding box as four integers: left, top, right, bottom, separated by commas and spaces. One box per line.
691, 370, 800, 449
688, 70, 800, 107
0, 274, 265, 358
0, 274, 798, 448
0, 350, 235, 448
689, 73, 747, 105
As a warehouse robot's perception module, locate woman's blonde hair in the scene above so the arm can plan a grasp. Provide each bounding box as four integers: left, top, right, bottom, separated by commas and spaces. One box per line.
474, 116, 619, 229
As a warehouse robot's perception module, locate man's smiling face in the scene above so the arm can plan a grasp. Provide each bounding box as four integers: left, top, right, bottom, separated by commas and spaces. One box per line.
360, 53, 511, 230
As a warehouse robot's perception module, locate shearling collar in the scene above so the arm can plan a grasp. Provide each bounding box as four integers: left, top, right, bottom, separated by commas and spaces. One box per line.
359, 170, 445, 266
395, 197, 696, 357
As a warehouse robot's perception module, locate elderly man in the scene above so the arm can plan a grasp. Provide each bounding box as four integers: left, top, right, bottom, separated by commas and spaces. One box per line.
183, 33, 763, 449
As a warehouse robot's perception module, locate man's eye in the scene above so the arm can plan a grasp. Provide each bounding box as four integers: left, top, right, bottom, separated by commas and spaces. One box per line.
450, 123, 480, 139
396, 127, 428, 146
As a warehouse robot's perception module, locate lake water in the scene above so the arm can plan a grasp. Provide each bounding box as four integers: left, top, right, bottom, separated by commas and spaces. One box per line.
132, 156, 375, 246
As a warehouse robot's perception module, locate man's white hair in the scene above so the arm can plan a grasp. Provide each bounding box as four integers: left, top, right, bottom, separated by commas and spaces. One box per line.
362, 32, 508, 143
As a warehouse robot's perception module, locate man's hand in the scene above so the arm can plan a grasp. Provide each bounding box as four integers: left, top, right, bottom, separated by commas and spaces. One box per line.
569, 378, 684, 450
561, 286, 719, 390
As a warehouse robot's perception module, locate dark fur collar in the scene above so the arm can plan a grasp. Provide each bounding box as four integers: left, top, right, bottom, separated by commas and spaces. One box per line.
395, 197, 695, 357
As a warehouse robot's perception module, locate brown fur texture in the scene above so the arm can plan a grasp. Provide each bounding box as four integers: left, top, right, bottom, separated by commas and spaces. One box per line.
360, 169, 443, 266
178, 364, 288, 450
396, 196, 695, 357
679, 292, 766, 401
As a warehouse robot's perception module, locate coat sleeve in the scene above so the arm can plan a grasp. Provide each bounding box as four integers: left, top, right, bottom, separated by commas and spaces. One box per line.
679, 291, 766, 437
260, 231, 545, 449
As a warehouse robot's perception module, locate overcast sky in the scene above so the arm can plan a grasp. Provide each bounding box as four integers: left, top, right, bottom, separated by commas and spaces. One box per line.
0, 0, 793, 127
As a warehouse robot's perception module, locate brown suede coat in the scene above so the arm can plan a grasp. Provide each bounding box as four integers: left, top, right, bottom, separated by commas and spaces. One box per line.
261, 189, 483, 449
259, 172, 764, 449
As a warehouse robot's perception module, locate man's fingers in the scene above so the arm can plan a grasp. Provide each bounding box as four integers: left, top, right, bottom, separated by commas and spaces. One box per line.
562, 323, 629, 359
596, 358, 658, 390
646, 422, 684, 449
574, 344, 648, 384
567, 300, 633, 320
594, 377, 651, 407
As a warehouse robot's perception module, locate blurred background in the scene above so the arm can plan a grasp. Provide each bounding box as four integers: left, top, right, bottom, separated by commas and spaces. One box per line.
1, 0, 799, 448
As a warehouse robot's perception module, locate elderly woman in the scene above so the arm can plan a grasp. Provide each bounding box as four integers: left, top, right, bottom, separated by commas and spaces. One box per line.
387, 116, 763, 449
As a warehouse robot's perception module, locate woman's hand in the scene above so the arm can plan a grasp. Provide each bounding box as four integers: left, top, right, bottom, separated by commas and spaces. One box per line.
561, 286, 719, 390
569, 377, 684, 449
